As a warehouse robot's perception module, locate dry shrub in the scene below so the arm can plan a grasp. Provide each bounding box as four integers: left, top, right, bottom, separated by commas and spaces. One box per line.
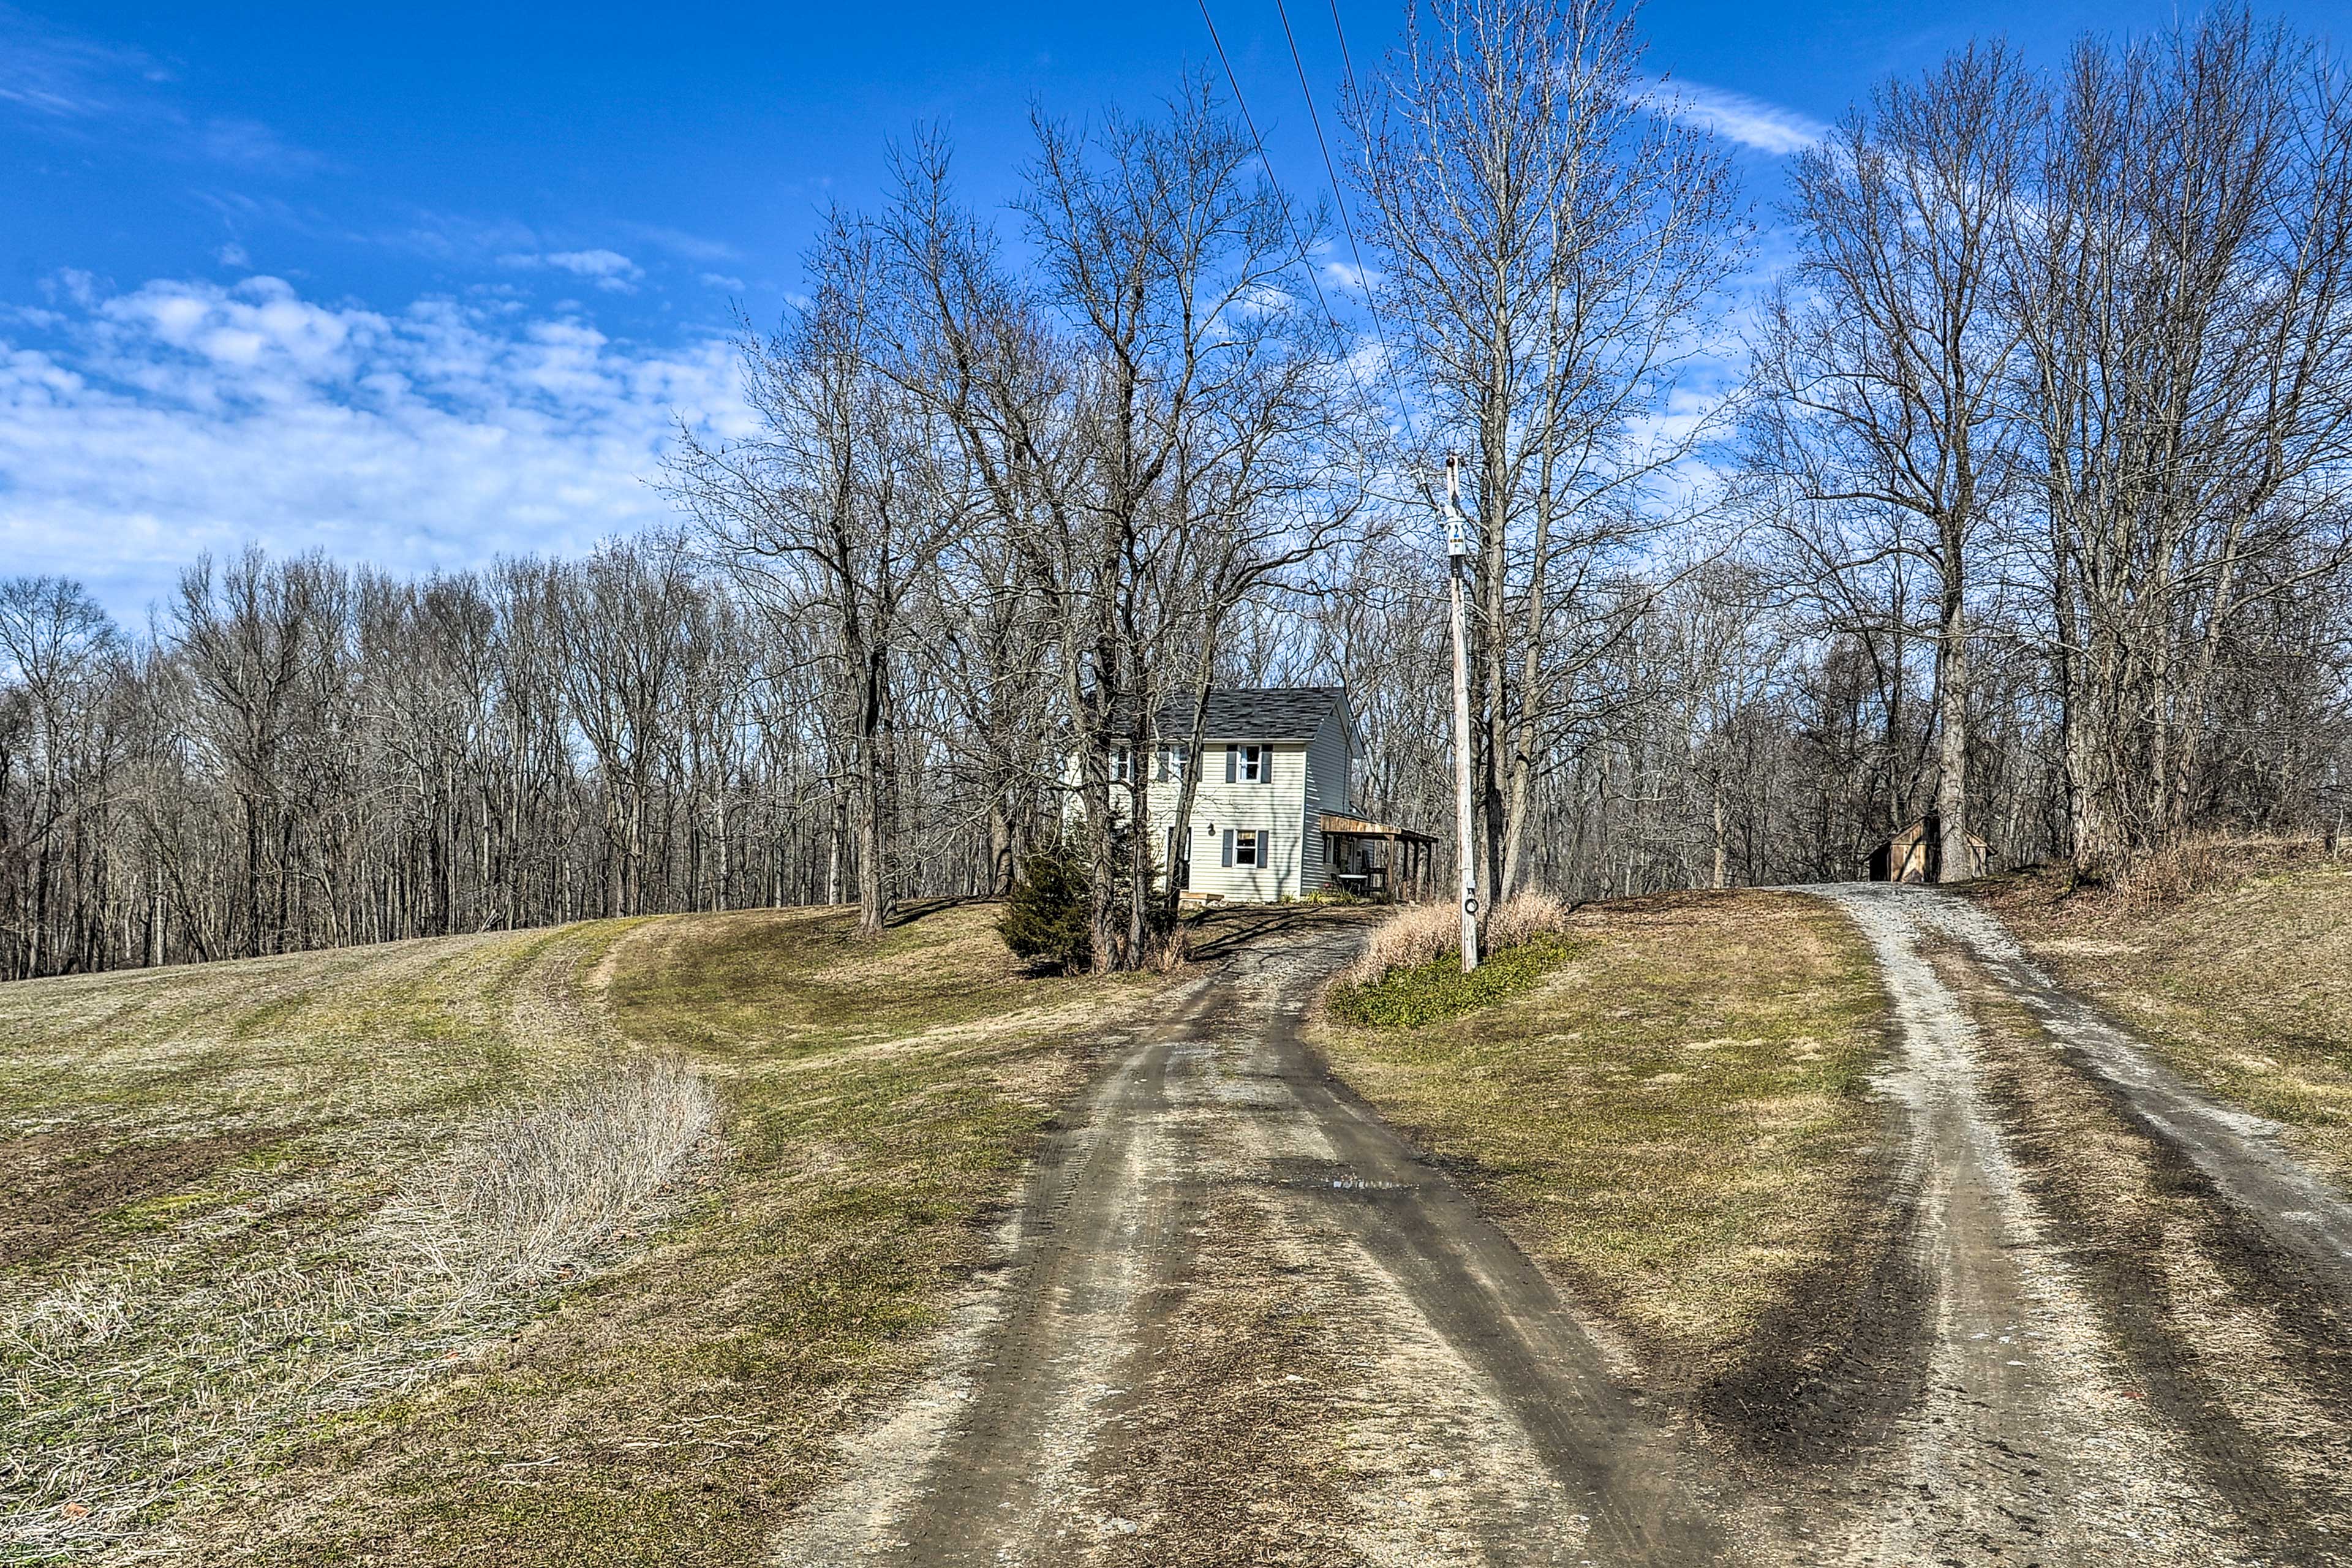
1144, 924, 1191, 974
1346, 902, 1461, 987
2107, 835, 2223, 913
1346, 893, 1572, 989
1, 1054, 715, 1561
387, 1053, 717, 1299
1485, 891, 1569, 953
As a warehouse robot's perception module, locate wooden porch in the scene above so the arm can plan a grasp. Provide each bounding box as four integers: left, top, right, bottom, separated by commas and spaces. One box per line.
1318, 813, 1438, 902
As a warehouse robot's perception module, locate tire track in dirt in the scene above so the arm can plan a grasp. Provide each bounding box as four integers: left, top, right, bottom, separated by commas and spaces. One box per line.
772, 921, 1732, 1567
1947, 951, 2352, 1564
1810, 885, 2284, 1567
1910, 892, 2352, 1284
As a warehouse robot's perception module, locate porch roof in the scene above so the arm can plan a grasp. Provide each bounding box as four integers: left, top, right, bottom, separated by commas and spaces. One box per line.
1319, 812, 1437, 844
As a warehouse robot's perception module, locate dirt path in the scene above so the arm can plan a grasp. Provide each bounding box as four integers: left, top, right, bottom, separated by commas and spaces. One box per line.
774, 919, 1730, 1567
1904, 890, 2352, 1280
774, 896, 2352, 1567
1812, 884, 2352, 1567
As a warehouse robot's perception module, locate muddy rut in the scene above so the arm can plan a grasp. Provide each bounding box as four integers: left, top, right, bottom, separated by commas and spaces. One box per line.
777, 896, 2352, 1566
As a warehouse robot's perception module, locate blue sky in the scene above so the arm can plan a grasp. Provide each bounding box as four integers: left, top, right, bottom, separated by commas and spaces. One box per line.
3, 0, 2341, 617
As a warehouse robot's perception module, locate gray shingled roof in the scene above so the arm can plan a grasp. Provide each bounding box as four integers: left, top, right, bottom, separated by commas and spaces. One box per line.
1111, 685, 1351, 742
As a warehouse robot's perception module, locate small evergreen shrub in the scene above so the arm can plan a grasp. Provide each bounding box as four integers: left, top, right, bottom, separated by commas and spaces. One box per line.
1000, 840, 1093, 973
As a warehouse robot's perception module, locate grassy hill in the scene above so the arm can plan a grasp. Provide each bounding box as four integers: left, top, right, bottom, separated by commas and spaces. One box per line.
0, 904, 1167, 1567
1967, 838, 2352, 1185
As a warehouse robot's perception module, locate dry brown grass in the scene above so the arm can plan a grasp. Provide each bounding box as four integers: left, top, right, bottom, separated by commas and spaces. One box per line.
1345, 892, 1572, 989
1967, 834, 2352, 1183
123, 902, 1170, 1568
383, 1054, 717, 1303
0, 922, 723, 1564
1316, 889, 1890, 1382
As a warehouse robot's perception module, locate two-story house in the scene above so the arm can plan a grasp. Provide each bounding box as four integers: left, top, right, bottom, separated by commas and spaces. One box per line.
1082, 686, 1433, 904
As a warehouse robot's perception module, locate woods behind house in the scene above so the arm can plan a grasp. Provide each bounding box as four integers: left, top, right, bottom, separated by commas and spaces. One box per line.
4, 0, 2350, 981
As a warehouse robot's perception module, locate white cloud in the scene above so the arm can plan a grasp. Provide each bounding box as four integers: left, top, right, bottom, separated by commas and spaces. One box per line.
0, 273, 750, 616
545, 249, 640, 281
216, 241, 250, 268
1638, 78, 1827, 157
699, 273, 747, 293
497, 248, 645, 293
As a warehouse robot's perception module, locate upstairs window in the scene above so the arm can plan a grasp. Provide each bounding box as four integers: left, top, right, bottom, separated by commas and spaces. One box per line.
1158, 745, 1188, 781
1224, 743, 1267, 783
1108, 745, 1132, 783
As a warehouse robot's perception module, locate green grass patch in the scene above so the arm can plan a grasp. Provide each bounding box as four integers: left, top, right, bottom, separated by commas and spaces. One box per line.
1325, 937, 1575, 1028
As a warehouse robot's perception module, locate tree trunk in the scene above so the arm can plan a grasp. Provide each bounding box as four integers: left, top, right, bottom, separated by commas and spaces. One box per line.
1935, 587, 1973, 883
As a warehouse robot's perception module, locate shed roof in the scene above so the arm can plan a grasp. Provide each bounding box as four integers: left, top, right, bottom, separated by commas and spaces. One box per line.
1114, 685, 1352, 743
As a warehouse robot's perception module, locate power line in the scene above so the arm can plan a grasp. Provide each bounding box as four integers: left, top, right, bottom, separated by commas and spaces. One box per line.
1269, 0, 1419, 451
1194, 0, 1422, 464
1325, 0, 1360, 98
1193, 0, 1355, 356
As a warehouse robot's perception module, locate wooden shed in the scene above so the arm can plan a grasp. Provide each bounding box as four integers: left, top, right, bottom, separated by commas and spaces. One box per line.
1869, 814, 1989, 883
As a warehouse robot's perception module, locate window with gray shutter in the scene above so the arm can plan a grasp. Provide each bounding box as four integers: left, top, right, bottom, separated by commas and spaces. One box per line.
1221, 827, 1236, 867
1224, 744, 1238, 783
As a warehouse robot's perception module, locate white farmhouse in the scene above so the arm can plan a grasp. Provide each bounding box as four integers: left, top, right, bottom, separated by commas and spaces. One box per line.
1080, 686, 1434, 905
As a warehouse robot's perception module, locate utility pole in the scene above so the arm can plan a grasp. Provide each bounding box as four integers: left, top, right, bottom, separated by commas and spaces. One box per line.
1444, 454, 1479, 973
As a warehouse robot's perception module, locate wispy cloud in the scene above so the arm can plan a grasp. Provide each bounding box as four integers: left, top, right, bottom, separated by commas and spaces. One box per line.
497, 248, 646, 293
1638, 78, 1828, 157
198, 116, 331, 176
622, 223, 744, 265
0, 273, 750, 614
0, 5, 163, 119
0, 6, 326, 173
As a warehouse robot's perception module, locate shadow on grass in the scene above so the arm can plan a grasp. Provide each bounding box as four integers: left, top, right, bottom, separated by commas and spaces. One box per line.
883, 895, 995, 930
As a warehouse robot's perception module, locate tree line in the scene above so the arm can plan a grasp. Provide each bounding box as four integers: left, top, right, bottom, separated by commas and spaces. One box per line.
5, 0, 2348, 981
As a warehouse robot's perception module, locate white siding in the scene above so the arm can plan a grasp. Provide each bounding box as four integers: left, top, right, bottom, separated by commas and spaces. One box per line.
1298, 708, 1353, 892
1057, 696, 1359, 903
1180, 741, 1308, 901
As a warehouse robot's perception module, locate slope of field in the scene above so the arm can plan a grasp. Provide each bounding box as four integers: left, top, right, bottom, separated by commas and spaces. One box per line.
1311, 890, 1896, 1419
0, 904, 1167, 1567
1969, 840, 2352, 1185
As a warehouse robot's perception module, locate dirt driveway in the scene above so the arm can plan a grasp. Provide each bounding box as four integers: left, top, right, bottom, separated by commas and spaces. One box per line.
774, 896, 2352, 1567
1811, 884, 2352, 1568
775, 916, 1730, 1566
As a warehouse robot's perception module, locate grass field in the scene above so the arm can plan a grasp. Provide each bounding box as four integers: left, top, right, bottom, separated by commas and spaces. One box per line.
1313, 889, 1893, 1387
1967, 839, 2352, 1185
1, 903, 1167, 1566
